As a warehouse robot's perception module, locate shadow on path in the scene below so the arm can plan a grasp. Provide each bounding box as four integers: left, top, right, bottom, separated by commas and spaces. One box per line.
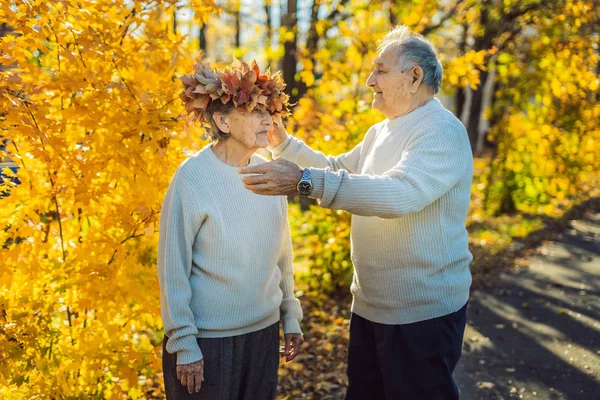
455, 211, 600, 400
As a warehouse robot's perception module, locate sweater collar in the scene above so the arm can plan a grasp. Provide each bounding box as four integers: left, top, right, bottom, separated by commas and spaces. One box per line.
385, 98, 442, 132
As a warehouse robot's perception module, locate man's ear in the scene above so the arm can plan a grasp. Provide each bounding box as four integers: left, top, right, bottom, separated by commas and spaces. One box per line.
213, 112, 230, 133
410, 66, 424, 93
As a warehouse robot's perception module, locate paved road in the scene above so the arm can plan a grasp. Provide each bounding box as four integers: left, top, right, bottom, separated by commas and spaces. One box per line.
455, 211, 600, 399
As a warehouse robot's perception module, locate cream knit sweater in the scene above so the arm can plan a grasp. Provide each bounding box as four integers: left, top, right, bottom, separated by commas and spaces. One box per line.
157, 145, 303, 365
272, 98, 473, 325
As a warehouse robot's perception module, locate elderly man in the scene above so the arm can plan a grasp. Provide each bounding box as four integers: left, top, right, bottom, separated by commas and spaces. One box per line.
239, 25, 473, 399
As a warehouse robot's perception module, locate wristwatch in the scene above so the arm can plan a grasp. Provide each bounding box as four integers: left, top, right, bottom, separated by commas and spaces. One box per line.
297, 168, 313, 196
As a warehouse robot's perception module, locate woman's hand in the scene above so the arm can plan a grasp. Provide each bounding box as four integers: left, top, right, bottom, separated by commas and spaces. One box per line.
267, 121, 288, 149
281, 333, 303, 362
176, 359, 204, 394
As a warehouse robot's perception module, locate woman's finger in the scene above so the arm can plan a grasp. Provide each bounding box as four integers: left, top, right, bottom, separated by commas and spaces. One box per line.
288, 336, 302, 361
284, 335, 292, 358
187, 373, 195, 394
194, 367, 203, 392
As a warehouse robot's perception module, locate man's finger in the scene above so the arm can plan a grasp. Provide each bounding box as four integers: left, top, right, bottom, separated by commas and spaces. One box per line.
180, 372, 187, 388
243, 183, 278, 195
176, 367, 181, 381
238, 163, 271, 175
241, 174, 268, 185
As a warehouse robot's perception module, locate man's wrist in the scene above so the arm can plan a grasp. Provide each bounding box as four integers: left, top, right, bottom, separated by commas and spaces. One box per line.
297, 168, 313, 195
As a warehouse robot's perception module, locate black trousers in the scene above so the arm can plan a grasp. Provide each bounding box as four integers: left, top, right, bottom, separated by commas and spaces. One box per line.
162, 322, 280, 400
345, 302, 468, 400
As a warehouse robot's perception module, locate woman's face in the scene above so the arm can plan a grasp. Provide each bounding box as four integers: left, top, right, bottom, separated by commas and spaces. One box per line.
221, 108, 274, 150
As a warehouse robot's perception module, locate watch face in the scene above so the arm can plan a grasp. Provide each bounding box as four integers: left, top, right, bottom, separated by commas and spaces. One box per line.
298, 181, 312, 195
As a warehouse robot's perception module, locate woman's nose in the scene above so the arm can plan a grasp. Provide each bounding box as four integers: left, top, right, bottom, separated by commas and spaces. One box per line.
263, 112, 273, 125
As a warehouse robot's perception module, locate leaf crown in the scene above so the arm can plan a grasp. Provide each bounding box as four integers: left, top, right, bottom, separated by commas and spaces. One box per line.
179, 58, 291, 123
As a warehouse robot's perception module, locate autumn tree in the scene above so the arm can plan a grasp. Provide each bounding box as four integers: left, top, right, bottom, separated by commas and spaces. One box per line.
484, 0, 600, 215
0, 1, 216, 398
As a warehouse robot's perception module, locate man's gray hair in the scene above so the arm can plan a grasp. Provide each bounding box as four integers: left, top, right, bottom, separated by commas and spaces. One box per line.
378, 25, 443, 93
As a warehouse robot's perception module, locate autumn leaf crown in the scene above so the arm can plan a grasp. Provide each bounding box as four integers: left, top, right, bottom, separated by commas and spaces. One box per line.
179, 58, 291, 123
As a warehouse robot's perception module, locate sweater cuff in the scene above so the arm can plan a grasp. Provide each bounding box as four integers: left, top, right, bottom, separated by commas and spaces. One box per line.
174, 336, 203, 365
269, 136, 292, 158
283, 318, 302, 335
309, 167, 344, 208
308, 168, 325, 200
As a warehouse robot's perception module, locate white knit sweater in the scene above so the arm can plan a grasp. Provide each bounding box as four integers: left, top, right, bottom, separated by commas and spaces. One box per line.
272, 98, 473, 324
157, 145, 303, 365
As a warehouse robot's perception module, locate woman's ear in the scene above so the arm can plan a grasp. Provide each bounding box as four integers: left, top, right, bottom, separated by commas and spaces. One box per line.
213, 112, 230, 133
410, 66, 424, 93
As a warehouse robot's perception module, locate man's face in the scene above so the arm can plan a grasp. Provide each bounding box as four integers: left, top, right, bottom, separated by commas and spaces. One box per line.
366, 44, 414, 119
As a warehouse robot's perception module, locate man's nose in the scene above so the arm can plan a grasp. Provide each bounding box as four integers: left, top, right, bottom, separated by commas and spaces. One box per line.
366, 72, 376, 89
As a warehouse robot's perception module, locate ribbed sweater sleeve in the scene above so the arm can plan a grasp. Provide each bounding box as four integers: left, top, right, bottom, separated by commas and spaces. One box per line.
278, 198, 303, 334
157, 172, 203, 365
272, 99, 472, 325
270, 125, 378, 172
309, 121, 466, 218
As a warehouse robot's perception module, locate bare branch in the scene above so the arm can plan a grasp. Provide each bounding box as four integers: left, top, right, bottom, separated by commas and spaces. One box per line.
421, 0, 464, 36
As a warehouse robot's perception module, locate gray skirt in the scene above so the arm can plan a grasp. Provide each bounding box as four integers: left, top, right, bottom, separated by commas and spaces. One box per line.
162, 322, 280, 400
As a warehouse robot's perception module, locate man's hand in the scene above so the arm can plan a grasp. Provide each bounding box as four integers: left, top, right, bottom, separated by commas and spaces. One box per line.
281, 333, 303, 362
239, 159, 303, 196
176, 359, 204, 394
267, 121, 288, 149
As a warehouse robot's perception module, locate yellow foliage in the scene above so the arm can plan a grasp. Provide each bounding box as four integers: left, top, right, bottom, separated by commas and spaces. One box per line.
2, 0, 599, 397
0, 0, 216, 397
487, 0, 600, 214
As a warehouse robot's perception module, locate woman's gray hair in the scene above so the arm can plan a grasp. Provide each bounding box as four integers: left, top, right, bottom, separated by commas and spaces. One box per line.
378, 25, 443, 93
199, 101, 234, 142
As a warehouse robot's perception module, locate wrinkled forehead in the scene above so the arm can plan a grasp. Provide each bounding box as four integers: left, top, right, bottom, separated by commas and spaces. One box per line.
374, 44, 402, 68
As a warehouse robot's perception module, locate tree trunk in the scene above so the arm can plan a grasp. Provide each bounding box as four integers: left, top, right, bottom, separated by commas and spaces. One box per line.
466, 68, 488, 151
281, 0, 298, 102
455, 88, 466, 122
596, 36, 600, 102
455, 23, 468, 120
293, 0, 320, 100
387, 0, 397, 26
0, 22, 9, 37
265, 1, 272, 66
199, 24, 207, 52
234, 9, 241, 48
172, 7, 177, 34
306, 0, 320, 58
475, 62, 497, 156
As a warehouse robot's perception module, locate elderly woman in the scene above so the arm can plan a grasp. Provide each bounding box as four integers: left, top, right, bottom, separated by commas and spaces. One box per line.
157, 59, 303, 400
